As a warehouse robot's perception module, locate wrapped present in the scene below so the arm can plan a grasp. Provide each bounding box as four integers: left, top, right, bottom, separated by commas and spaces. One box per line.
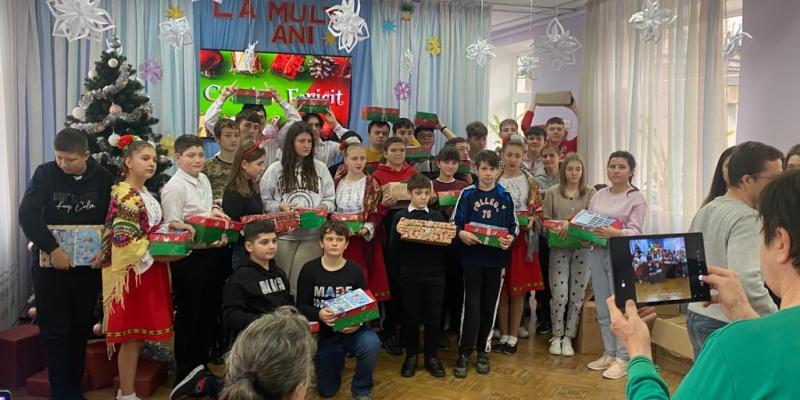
414, 111, 439, 128
241, 212, 300, 235
297, 96, 331, 114
437, 190, 463, 206
405, 146, 431, 163
387, 182, 410, 202
516, 211, 530, 229
534, 90, 574, 106
465, 223, 509, 248
297, 208, 329, 229
331, 212, 365, 234
309, 321, 320, 334
231, 48, 263, 74
543, 219, 583, 248
322, 289, 379, 331
270, 54, 305, 80
184, 215, 242, 244
567, 210, 622, 247
400, 219, 457, 246
232, 88, 273, 105
39, 225, 103, 267
149, 230, 192, 256
361, 106, 400, 122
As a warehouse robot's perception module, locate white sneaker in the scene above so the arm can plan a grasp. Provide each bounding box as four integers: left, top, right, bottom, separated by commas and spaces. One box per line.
492, 329, 501, 339
548, 336, 562, 355
587, 354, 615, 371
518, 326, 530, 338
602, 359, 628, 379
561, 337, 575, 357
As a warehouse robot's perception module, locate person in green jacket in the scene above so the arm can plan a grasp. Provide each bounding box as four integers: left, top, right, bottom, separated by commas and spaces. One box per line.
609, 169, 800, 400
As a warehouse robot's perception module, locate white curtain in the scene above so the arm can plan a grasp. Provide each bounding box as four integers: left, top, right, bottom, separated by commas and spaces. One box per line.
580, 0, 727, 233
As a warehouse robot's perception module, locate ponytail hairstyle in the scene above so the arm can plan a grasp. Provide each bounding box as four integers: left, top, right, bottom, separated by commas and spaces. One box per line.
220, 306, 316, 400
225, 140, 267, 198
559, 153, 589, 198
122, 140, 155, 175
280, 121, 319, 194
607, 150, 639, 196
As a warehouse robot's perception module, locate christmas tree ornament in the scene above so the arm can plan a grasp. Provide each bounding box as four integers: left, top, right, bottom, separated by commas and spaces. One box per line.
538, 17, 581, 71
109, 103, 122, 114
139, 58, 163, 84
466, 36, 496, 67
159, 16, 193, 48
107, 58, 119, 68
427, 36, 442, 56
47, 0, 115, 42
309, 56, 337, 80
88, 69, 97, 79
383, 19, 397, 34
71, 106, 86, 121
199, 50, 224, 77
400, 1, 414, 22
106, 34, 122, 54
403, 48, 414, 76
724, 22, 752, 60
629, 0, 676, 44
108, 133, 121, 147
394, 80, 411, 102
326, 0, 370, 53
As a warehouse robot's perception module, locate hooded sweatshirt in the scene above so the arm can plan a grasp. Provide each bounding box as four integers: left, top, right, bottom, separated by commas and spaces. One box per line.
19, 158, 114, 256
372, 163, 418, 218
221, 259, 294, 338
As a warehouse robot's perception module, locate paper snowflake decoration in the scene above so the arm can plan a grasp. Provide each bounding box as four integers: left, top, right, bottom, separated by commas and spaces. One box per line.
139, 58, 163, 84
724, 22, 752, 60
326, 0, 370, 53
538, 18, 582, 71
166, 6, 183, 19
629, 0, 677, 43
394, 80, 411, 101
159, 17, 193, 48
427, 36, 442, 56
466, 35, 496, 67
383, 19, 397, 34
403, 48, 414, 75
324, 32, 336, 45
47, 0, 116, 42
192, 0, 223, 3
517, 42, 540, 80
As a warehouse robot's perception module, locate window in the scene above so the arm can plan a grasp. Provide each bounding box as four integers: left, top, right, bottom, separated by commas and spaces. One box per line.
725, 15, 743, 146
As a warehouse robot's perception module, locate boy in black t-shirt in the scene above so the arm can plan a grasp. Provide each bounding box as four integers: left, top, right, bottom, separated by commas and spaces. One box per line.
390, 174, 448, 378
296, 221, 381, 399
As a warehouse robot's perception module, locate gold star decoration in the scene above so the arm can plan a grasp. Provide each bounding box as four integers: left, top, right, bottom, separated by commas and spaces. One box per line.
166, 6, 183, 19
324, 31, 336, 45
427, 36, 442, 56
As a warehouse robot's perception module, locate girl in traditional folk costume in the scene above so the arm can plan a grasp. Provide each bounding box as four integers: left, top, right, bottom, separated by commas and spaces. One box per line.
102, 141, 194, 400
334, 137, 390, 301
495, 134, 544, 355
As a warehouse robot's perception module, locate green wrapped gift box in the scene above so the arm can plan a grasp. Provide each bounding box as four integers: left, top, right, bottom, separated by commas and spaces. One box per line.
516, 211, 530, 228
437, 190, 462, 206
149, 230, 192, 256
465, 223, 509, 249
297, 96, 331, 114
232, 89, 273, 105
546, 230, 583, 249
331, 212, 365, 234
333, 308, 380, 331
567, 225, 607, 247
322, 289, 379, 332
405, 146, 431, 162
184, 215, 242, 243
298, 209, 329, 229
361, 106, 400, 122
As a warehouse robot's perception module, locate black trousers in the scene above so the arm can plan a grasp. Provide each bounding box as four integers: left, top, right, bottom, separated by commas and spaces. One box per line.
170, 247, 232, 380
441, 247, 464, 333
535, 236, 552, 326
401, 276, 445, 359
32, 265, 100, 400
458, 266, 504, 356
381, 211, 402, 338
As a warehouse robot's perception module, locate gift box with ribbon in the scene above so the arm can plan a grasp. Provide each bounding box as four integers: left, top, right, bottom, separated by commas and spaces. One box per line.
400, 219, 457, 246
149, 230, 192, 256
361, 106, 400, 122
542, 219, 583, 249
331, 212, 365, 234
297, 96, 331, 114
241, 212, 300, 236
322, 289, 379, 332
270, 54, 305, 80
437, 190, 463, 207
567, 210, 622, 247
232, 89, 273, 105
184, 215, 242, 243
464, 223, 509, 248
414, 111, 439, 128
297, 208, 329, 229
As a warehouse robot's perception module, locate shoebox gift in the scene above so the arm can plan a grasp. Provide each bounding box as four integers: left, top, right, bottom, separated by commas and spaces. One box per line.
331, 212, 365, 234
297, 95, 331, 114
400, 219, 457, 246
464, 223, 509, 248
437, 189, 463, 206
567, 210, 622, 247
361, 106, 400, 122
516, 211, 531, 229
414, 111, 439, 128
297, 208, 329, 229
149, 230, 192, 256
543, 219, 583, 249
323, 289, 379, 331
534, 90, 574, 106
387, 182, 411, 202
232, 88, 273, 105
405, 146, 431, 163
241, 212, 300, 235
39, 225, 103, 267
184, 215, 242, 243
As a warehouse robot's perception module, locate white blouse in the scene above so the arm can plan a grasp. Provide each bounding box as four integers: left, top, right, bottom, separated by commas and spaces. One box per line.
499, 174, 530, 212
334, 176, 375, 241
137, 190, 163, 274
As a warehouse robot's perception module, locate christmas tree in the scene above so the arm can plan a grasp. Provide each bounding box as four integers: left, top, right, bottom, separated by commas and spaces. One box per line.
65, 36, 172, 193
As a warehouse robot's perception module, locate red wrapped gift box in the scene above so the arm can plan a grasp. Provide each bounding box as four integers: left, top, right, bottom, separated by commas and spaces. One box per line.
361, 106, 400, 122
241, 212, 300, 235
297, 96, 331, 114
270, 54, 305, 80
149, 230, 192, 256
331, 212, 365, 234
0, 324, 45, 388
185, 215, 242, 243
310, 321, 320, 333
232, 88, 273, 105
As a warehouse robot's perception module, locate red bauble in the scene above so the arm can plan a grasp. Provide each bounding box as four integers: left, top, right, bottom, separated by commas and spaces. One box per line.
117, 134, 135, 149
199, 50, 224, 78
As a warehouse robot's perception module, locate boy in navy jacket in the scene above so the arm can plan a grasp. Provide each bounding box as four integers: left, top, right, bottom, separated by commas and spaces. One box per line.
451, 149, 518, 378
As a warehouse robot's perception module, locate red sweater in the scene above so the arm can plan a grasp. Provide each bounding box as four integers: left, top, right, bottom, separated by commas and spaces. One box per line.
372, 163, 417, 217
521, 110, 578, 158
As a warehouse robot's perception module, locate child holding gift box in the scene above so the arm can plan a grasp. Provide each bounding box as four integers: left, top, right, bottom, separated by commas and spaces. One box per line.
203, 118, 241, 203
521, 101, 580, 160
222, 140, 267, 267
452, 150, 518, 378
334, 137, 390, 302
390, 174, 449, 378
161, 135, 233, 396
542, 153, 596, 357
18, 128, 114, 399
296, 221, 381, 400
260, 122, 335, 297
495, 135, 544, 355
102, 140, 195, 400
584, 151, 647, 380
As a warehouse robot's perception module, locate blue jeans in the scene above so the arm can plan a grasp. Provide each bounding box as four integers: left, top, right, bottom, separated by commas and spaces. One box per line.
687, 310, 728, 359
315, 325, 381, 398
589, 248, 628, 360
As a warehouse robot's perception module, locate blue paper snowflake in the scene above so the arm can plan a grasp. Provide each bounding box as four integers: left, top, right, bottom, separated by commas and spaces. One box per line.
383, 19, 397, 34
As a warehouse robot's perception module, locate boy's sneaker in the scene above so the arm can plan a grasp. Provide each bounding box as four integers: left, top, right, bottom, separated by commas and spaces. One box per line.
548, 336, 562, 355
602, 359, 628, 379
453, 354, 469, 378
492, 342, 507, 353
170, 365, 207, 399
475, 352, 491, 374
502, 342, 517, 355
425, 357, 446, 378
587, 354, 615, 371
518, 326, 530, 338
561, 337, 575, 356
536, 322, 552, 335
400, 355, 418, 377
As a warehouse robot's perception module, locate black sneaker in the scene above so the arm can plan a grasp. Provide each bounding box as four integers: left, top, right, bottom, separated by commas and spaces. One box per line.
453, 354, 469, 378
170, 365, 207, 399
492, 342, 507, 353
425, 357, 446, 378
502, 342, 518, 355
536, 322, 552, 335
476, 352, 491, 374
383, 335, 404, 356
401, 355, 418, 377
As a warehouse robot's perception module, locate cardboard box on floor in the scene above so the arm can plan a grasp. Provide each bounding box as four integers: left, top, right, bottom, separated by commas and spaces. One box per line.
651, 316, 694, 376
575, 300, 604, 354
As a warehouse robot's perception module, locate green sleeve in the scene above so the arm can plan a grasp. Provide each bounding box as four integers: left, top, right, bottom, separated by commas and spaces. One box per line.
626, 355, 671, 400
673, 337, 735, 399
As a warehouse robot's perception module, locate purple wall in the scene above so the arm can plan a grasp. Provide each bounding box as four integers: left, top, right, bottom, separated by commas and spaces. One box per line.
737, 0, 800, 152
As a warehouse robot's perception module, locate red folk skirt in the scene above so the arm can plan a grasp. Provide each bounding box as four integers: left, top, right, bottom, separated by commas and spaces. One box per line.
106, 261, 173, 344
502, 235, 544, 297
344, 236, 391, 302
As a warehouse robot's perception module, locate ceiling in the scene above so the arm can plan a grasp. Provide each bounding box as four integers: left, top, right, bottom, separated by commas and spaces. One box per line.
482, 0, 588, 29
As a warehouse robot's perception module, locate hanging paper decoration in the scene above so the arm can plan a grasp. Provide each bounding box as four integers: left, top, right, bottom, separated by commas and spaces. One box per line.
139, 58, 163, 84
537, 18, 582, 71
192, 0, 223, 3
517, 42, 540, 80
383, 19, 397, 34
403, 48, 414, 76
159, 16, 193, 48
724, 22, 752, 60
326, 0, 370, 53
394, 80, 411, 102
309, 56, 337, 80
427, 36, 442, 56
166, 6, 183, 19
629, 0, 677, 43
400, 1, 414, 22
47, 0, 116, 42
466, 36, 496, 68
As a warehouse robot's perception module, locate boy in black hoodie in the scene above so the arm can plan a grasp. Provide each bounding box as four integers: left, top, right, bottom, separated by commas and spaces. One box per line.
18, 128, 114, 399
221, 220, 293, 340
